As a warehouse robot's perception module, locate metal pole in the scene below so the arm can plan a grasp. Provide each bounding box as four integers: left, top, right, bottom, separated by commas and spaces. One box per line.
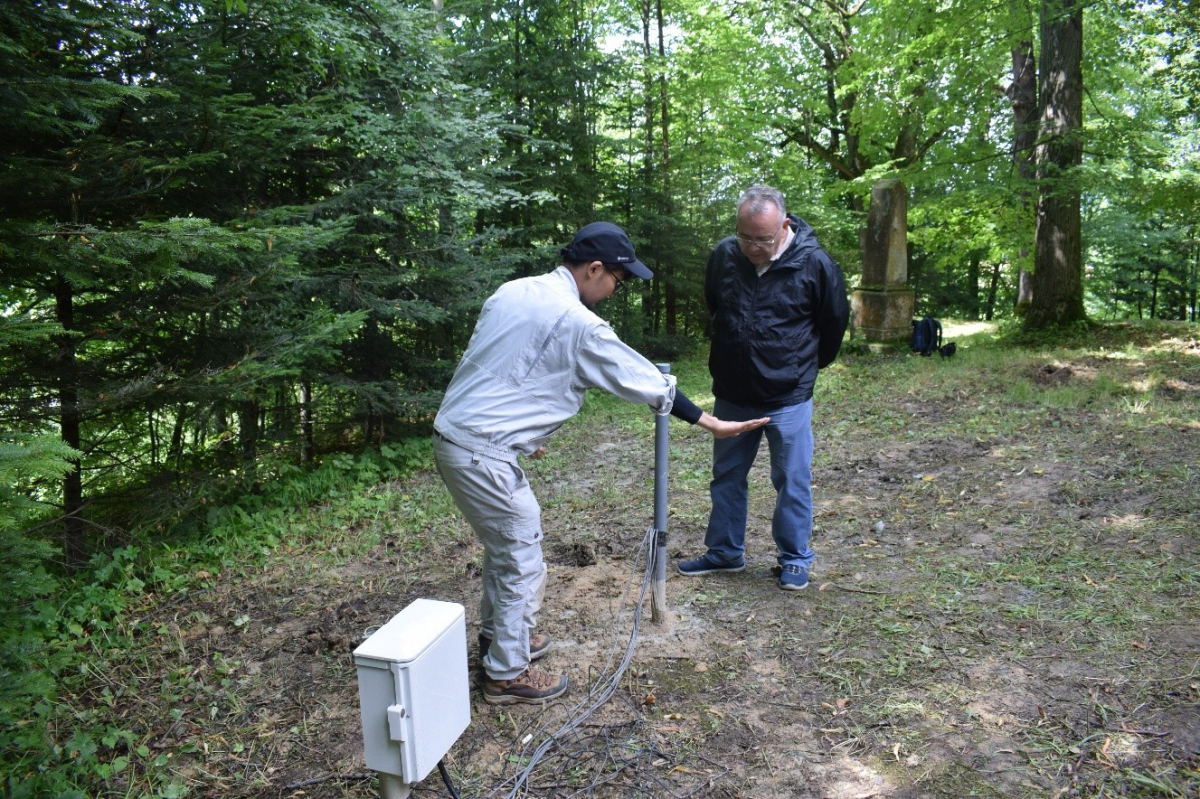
650, 363, 670, 623
378, 773, 412, 799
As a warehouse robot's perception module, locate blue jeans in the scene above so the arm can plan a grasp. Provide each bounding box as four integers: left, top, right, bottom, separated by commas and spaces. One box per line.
704, 398, 815, 571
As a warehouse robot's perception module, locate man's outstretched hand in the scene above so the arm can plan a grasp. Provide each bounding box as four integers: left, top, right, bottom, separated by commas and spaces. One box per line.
696, 412, 770, 439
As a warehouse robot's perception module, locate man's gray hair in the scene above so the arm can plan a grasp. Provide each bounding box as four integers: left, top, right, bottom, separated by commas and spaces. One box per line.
737, 185, 787, 218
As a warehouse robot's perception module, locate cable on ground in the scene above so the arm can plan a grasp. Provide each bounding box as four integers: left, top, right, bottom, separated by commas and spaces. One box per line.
481, 524, 730, 798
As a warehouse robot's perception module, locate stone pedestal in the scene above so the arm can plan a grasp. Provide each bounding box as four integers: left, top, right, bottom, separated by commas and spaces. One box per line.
852, 286, 915, 341
852, 178, 914, 344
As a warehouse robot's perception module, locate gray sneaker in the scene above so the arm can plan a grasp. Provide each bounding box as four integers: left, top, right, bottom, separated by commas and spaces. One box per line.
483, 667, 569, 705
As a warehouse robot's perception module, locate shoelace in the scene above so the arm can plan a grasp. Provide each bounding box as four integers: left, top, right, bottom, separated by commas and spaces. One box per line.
520, 669, 561, 690
493, 668, 558, 690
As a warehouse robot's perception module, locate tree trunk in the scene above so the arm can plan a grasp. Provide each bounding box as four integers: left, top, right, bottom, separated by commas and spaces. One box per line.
54, 276, 87, 567
1185, 229, 1195, 319
300, 378, 315, 465
641, 0, 655, 169
655, 0, 677, 336
968, 254, 981, 319
1026, 0, 1086, 330
149, 409, 159, 466
1150, 266, 1161, 319
169, 403, 187, 473
1017, 269, 1035, 313
985, 260, 1003, 321
239, 399, 258, 480
1009, 0, 1038, 312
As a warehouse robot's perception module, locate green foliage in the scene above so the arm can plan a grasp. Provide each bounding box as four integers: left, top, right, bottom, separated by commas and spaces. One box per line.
4, 0, 1197, 569
0, 440, 429, 795
0, 433, 80, 533
1077, 5, 1200, 322
198, 440, 430, 551
0, 0, 522, 560
3, 541, 166, 797
0, 311, 78, 791
637, 332, 702, 362
0, 531, 62, 796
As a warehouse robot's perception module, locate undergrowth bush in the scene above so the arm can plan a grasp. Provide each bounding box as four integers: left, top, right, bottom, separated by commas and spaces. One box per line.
0, 528, 65, 797
0, 440, 430, 797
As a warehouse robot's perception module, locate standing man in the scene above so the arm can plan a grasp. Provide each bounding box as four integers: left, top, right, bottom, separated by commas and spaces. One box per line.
677, 186, 849, 591
433, 221, 767, 705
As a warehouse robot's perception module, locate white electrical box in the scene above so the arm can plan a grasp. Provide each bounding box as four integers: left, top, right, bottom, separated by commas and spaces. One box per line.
353, 599, 471, 782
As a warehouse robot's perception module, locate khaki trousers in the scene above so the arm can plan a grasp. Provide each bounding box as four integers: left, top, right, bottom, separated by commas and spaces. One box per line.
433, 433, 546, 680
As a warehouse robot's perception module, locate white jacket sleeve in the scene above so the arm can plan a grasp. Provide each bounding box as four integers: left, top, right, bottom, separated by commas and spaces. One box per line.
575, 323, 676, 415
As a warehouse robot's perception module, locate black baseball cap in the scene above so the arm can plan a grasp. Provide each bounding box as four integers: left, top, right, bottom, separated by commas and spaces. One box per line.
559, 222, 653, 280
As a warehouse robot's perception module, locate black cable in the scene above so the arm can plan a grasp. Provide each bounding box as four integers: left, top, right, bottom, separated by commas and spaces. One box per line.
493, 524, 658, 798
437, 758, 462, 799
475, 518, 733, 798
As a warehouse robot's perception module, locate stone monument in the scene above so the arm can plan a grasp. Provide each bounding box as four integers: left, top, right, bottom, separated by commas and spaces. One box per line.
852, 178, 915, 344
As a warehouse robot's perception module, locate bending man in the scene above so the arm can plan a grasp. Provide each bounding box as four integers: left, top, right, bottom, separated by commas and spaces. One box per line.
434, 222, 767, 705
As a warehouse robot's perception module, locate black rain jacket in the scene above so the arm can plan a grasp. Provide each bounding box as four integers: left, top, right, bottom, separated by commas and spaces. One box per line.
705, 213, 849, 407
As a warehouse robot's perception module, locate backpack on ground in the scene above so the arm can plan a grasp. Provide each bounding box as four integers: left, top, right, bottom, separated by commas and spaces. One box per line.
911, 317, 942, 356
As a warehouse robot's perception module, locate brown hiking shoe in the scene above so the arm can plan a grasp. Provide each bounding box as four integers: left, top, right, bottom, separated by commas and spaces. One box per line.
477, 632, 551, 663
483, 667, 569, 705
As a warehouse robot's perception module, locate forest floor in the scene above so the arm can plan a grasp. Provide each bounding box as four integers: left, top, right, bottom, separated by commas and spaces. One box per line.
109, 321, 1199, 798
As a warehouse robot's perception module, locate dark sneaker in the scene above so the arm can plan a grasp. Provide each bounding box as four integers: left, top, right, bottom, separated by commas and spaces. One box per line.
676, 553, 746, 576
478, 632, 551, 663
778, 564, 809, 591
483, 668, 569, 705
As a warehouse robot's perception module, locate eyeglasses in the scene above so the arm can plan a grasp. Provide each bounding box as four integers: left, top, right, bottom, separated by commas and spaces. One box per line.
735, 218, 786, 249
604, 265, 626, 294
736, 233, 779, 248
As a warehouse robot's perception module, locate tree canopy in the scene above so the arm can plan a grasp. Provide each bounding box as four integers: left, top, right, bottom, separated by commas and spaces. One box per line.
0, 0, 1196, 563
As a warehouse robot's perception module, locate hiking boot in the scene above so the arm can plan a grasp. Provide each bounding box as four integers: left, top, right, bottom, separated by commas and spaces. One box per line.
483, 667, 569, 705
676, 552, 745, 576
478, 632, 551, 663
778, 564, 809, 591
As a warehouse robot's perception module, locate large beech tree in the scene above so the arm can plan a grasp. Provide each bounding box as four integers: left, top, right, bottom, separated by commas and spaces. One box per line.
1027, 0, 1086, 329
